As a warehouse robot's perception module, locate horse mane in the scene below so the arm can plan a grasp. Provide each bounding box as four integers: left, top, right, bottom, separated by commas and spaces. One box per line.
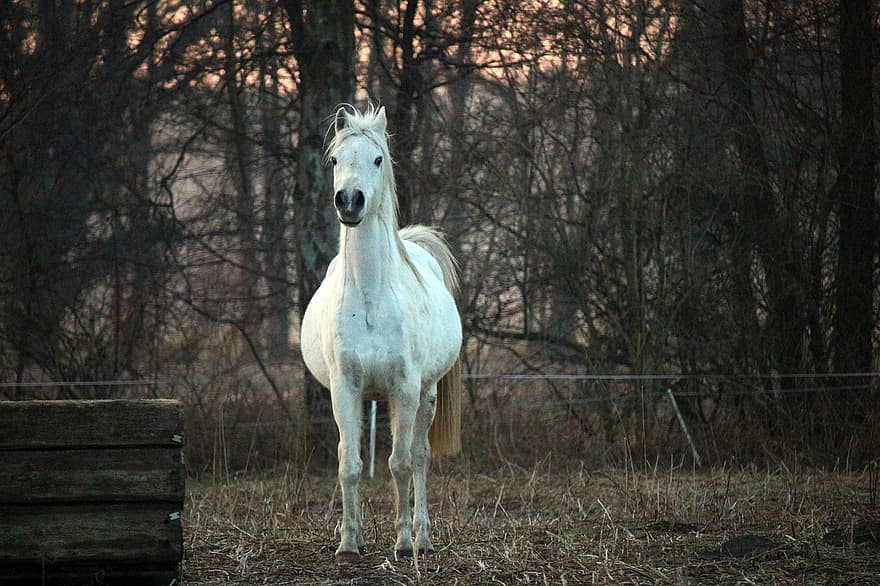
398, 225, 460, 296
326, 103, 422, 284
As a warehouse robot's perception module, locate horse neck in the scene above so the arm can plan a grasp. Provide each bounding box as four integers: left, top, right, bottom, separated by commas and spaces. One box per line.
338, 207, 401, 297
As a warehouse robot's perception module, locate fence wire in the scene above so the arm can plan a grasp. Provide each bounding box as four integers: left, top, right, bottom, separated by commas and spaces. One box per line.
3, 373, 875, 426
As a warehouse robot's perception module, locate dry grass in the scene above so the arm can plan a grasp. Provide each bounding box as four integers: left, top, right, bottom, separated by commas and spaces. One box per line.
182, 460, 879, 584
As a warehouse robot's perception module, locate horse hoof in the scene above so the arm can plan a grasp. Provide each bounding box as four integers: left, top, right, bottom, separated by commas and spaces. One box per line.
418, 546, 436, 556
395, 548, 413, 560
335, 551, 360, 565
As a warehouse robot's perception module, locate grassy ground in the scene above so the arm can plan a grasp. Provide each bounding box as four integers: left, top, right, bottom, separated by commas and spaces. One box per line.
182, 461, 879, 584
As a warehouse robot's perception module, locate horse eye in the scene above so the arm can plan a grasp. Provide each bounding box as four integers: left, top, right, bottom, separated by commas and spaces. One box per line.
330, 156, 337, 166
374, 156, 383, 167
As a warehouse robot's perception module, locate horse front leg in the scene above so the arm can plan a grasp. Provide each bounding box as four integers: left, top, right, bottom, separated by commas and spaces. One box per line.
331, 387, 364, 564
388, 388, 418, 559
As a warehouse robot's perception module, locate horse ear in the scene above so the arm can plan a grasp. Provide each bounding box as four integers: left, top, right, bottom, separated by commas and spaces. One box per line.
334, 107, 347, 134
375, 106, 387, 135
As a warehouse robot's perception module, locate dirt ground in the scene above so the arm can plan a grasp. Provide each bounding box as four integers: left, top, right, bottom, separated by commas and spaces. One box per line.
182, 462, 879, 584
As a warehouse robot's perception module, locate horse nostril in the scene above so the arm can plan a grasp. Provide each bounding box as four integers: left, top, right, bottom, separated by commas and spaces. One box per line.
353, 190, 365, 210
334, 190, 345, 210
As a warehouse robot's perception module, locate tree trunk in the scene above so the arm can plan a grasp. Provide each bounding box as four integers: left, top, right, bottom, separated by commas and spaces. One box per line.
225, 1, 262, 334
283, 0, 355, 458
834, 0, 876, 374
365, 0, 385, 99
259, 15, 291, 367
390, 0, 421, 226
719, 0, 804, 377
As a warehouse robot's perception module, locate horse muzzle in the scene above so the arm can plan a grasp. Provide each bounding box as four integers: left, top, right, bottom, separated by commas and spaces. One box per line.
335, 188, 365, 226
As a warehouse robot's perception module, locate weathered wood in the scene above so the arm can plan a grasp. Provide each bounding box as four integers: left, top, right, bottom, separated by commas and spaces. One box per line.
0, 447, 184, 504
0, 562, 178, 585
0, 399, 185, 582
0, 399, 182, 449
0, 503, 182, 563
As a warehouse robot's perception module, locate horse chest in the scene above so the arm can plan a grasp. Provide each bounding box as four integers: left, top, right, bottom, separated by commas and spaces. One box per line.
333, 294, 409, 381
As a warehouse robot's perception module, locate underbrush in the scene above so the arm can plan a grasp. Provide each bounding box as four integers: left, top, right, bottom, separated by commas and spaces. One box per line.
181, 376, 880, 476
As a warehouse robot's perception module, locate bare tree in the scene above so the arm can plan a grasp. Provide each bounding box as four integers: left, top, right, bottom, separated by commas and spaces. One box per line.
834, 0, 876, 374
282, 0, 355, 446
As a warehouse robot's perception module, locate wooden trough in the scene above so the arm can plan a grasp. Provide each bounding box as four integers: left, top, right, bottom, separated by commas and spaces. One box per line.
0, 399, 185, 585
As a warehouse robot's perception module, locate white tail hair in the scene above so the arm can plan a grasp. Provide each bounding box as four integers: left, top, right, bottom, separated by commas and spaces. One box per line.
399, 225, 462, 457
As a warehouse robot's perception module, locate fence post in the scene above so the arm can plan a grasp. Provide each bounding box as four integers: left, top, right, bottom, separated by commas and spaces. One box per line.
666, 388, 702, 467
368, 400, 377, 478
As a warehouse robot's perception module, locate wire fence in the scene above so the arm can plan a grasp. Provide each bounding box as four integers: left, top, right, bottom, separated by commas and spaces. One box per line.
3, 372, 877, 472
464, 372, 880, 381
3, 372, 876, 389
0, 380, 169, 389
2, 372, 877, 423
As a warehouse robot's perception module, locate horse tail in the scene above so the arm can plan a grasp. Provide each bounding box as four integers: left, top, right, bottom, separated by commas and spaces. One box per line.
399, 225, 462, 456
430, 356, 462, 456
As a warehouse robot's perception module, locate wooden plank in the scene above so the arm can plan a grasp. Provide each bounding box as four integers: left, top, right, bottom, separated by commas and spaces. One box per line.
0, 447, 184, 504
0, 399, 182, 449
0, 503, 182, 564
0, 562, 178, 585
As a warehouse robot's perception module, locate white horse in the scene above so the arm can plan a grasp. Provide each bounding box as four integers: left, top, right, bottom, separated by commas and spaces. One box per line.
300, 104, 463, 564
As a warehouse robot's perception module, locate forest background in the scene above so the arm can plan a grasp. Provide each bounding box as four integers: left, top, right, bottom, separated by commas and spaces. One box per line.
1, 0, 877, 473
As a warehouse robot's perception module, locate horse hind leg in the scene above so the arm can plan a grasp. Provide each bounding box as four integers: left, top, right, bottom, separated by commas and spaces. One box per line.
331, 387, 364, 564
388, 388, 418, 559
412, 383, 437, 556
